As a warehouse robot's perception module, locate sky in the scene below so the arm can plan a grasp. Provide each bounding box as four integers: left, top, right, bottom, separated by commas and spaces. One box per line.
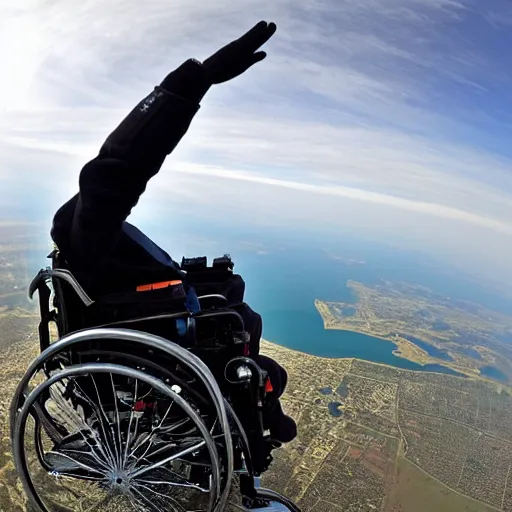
1, 0, 512, 293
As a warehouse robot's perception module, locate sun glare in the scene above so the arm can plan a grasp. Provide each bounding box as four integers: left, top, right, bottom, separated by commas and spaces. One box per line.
0, 9, 42, 111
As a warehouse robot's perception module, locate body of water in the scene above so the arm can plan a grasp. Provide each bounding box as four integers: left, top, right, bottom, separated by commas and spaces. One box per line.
236, 244, 468, 378
402, 335, 454, 362
328, 402, 343, 417
480, 366, 508, 382
458, 347, 482, 360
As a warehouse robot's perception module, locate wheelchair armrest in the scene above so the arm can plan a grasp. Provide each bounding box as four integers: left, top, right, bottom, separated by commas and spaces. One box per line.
28, 268, 95, 307
28, 270, 45, 299
197, 294, 229, 309
196, 308, 245, 331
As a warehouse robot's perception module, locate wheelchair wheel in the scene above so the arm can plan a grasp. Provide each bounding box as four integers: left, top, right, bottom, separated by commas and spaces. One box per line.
10, 328, 236, 512
13, 363, 221, 512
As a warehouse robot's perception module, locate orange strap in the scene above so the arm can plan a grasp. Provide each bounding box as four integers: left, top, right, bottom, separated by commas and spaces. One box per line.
136, 280, 182, 292
265, 378, 274, 393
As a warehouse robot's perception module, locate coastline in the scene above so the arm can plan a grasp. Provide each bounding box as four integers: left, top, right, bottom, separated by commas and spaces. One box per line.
312, 297, 491, 381
259, 339, 473, 382
260, 336, 506, 387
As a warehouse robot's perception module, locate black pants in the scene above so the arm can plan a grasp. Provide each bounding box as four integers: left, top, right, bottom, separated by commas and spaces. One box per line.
236, 305, 286, 398
220, 275, 288, 403
192, 273, 296, 441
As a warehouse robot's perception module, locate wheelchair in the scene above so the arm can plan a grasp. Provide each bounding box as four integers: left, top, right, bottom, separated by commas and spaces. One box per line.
10, 250, 300, 512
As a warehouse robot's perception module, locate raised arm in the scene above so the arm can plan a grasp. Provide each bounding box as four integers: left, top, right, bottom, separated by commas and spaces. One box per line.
51, 59, 208, 275
51, 21, 277, 277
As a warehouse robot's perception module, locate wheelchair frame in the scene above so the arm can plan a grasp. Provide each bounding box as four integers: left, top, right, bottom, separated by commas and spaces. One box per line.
9, 249, 301, 512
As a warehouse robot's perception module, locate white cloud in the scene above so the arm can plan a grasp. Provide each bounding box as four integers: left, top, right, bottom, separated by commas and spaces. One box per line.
1, 0, 512, 291
169, 163, 512, 236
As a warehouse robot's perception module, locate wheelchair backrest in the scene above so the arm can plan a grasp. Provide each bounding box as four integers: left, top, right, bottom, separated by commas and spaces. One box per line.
30, 249, 247, 353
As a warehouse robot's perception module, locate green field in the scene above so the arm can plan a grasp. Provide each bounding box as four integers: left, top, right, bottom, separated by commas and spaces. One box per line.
384, 457, 499, 512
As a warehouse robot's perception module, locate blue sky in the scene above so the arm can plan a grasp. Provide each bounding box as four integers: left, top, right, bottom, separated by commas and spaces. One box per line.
1, 0, 512, 291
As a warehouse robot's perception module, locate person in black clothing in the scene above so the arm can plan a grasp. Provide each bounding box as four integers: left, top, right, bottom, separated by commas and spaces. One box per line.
50, 21, 297, 444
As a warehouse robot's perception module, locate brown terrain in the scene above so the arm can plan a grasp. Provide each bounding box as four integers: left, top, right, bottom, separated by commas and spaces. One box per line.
1, 222, 512, 511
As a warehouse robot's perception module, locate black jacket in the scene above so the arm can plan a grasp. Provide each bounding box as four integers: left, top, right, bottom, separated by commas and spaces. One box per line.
51, 59, 210, 297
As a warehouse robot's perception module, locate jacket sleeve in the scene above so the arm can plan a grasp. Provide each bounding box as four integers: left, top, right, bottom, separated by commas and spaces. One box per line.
52, 59, 210, 275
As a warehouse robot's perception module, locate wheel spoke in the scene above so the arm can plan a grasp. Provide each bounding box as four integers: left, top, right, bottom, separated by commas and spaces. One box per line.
13, 355, 222, 512
131, 482, 185, 512
131, 484, 176, 512
90, 373, 121, 471
127, 400, 175, 464
72, 378, 118, 468
45, 450, 108, 477
137, 477, 209, 493
123, 379, 139, 468
130, 441, 206, 479
41, 389, 113, 471
56, 448, 111, 472
110, 373, 124, 470
50, 471, 108, 483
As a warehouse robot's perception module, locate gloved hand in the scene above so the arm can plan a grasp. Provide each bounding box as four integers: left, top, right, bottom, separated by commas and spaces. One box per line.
202, 21, 277, 84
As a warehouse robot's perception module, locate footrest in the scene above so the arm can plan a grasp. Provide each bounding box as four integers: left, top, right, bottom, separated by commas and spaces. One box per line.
241, 479, 301, 511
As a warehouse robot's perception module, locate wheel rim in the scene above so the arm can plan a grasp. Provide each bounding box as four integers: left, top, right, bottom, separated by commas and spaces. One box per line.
10, 327, 234, 511
13, 363, 221, 512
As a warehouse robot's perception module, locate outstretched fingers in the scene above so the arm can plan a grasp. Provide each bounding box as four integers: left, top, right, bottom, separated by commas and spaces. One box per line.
251, 51, 267, 64
260, 22, 277, 46
239, 21, 277, 51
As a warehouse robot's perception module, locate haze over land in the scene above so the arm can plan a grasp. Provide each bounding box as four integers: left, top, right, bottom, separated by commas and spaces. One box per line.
3, 223, 512, 511
315, 279, 512, 382
2, 0, 512, 293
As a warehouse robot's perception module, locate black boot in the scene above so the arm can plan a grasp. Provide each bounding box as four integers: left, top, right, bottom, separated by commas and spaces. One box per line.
266, 400, 297, 444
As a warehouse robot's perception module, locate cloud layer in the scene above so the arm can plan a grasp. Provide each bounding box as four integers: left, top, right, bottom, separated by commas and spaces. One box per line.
1, 0, 512, 288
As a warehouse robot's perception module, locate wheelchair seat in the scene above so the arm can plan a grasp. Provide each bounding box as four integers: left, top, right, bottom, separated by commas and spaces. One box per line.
10, 249, 300, 512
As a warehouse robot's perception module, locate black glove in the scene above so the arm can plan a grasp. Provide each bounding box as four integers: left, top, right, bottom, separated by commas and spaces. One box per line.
202, 21, 277, 84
